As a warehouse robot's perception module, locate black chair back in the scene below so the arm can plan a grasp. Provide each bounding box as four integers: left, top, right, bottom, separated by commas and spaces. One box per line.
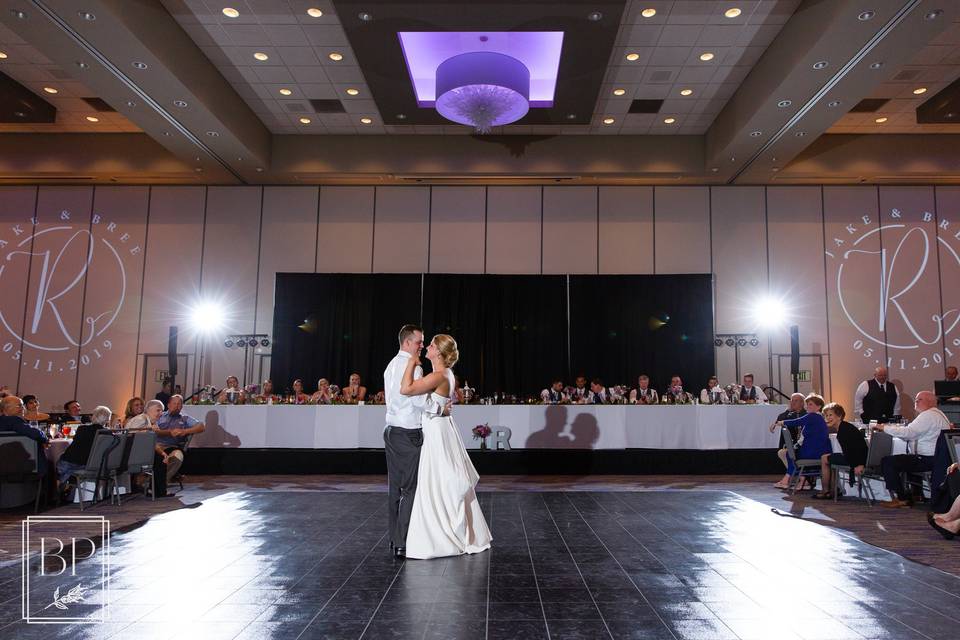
0, 435, 40, 475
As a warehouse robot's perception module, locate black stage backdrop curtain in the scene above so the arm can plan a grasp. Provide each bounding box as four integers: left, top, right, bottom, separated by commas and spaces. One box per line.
420, 274, 567, 397
568, 274, 714, 392
270, 273, 421, 394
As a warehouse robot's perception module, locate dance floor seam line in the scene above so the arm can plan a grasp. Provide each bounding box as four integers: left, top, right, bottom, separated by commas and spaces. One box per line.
517, 495, 552, 640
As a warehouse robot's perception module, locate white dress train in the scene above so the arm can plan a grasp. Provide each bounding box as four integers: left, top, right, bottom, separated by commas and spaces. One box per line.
405, 369, 492, 560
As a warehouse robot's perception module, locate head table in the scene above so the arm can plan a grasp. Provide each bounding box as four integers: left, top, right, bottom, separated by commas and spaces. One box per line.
181, 404, 785, 450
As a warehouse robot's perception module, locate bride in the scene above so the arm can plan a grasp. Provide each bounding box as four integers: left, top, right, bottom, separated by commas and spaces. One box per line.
399, 334, 492, 559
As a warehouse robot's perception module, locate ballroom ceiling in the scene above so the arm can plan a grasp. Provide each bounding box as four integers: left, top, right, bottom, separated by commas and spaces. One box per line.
0, 0, 958, 184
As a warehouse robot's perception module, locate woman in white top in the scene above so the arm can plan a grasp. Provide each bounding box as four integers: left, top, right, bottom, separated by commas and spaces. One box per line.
399, 334, 492, 560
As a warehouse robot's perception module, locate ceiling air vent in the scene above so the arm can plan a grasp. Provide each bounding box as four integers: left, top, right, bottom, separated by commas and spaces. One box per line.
285, 102, 308, 113
649, 70, 673, 83
82, 97, 115, 112
629, 99, 664, 114
893, 69, 922, 81
850, 98, 889, 112
309, 99, 346, 113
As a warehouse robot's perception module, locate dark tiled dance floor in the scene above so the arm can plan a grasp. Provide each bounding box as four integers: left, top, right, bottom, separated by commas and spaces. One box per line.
3, 490, 960, 639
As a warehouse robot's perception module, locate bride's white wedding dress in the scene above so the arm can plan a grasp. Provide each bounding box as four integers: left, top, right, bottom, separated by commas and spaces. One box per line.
405, 368, 492, 560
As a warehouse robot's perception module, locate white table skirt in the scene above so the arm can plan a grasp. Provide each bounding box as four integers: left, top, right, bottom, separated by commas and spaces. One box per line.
182, 404, 785, 450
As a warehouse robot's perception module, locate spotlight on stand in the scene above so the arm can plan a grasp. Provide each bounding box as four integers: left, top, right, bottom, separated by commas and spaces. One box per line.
725, 338, 736, 347
224, 338, 234, 348
737, 337, 748, 347
260, 338, 270, 347
190, 301, 225, 333
752, 295, 789, 328
714, 337, 724, 347
749, 337, 760, 347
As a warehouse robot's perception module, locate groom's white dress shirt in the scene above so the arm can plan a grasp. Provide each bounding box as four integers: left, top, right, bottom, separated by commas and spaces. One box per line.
384, 350, 427, 429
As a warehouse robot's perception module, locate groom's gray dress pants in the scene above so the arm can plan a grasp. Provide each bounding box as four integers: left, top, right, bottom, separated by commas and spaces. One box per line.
384, 426, 423, 546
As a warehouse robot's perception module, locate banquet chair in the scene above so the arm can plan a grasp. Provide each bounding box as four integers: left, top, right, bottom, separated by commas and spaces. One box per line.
174, 433, 193, 491
0, 434, 44, 512
945, 431, 960, 466
67, 431, 119, 511
124, 430, 157, 501
843, 431, 893, 506
781, 428, 821, 495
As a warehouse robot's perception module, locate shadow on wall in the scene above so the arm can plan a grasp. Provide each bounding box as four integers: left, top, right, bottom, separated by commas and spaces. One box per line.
190, 410, 242, 448
893, 380, 917, 421
525, 405, 600, 449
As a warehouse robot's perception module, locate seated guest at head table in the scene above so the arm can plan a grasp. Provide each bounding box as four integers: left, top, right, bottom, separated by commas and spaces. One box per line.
541, 378, 567, 404
739, 374, 767, 404
372, 390, 385, 404
770, 392, 807, 471
774, 394, 831, 491
700, 376, 726, 404
662, 376, 695, 405
289, 379, 310, 404
256, 380, 280, 403
569, 375, 589, 403
21, 395, 50, 422
56, 405, 112, 496
0, 395, 48, 476
816, 402, 868, 499
341, 373, 367, 403
588, 379, 610, 404
311, 378, 335, 404
217, 376, 246, 405
630, 375, 658, 405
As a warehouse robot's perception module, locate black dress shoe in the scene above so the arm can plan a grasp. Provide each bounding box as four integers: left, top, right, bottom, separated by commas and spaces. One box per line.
394, 547, 406, 558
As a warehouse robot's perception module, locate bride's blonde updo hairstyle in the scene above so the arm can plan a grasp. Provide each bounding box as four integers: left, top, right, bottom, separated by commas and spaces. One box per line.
432, 334, 459, 368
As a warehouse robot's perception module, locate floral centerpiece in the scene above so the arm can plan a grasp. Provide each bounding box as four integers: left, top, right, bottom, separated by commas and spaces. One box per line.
472, 423, 492, 450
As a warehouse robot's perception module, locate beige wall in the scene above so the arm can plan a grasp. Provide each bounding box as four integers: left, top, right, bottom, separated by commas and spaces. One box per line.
0, 185, 954, 417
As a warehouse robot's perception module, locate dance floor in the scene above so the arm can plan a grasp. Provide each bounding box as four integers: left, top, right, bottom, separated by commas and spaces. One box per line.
3, 489, 959, 640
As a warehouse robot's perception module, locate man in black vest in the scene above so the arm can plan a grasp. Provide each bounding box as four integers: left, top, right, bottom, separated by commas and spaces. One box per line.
854, 366, 900, 423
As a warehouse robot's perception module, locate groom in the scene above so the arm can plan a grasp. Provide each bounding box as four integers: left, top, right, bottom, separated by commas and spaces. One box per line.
383, 324, 427, 558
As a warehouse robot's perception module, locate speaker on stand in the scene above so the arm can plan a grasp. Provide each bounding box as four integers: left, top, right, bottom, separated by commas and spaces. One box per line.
789, 324, 800, 393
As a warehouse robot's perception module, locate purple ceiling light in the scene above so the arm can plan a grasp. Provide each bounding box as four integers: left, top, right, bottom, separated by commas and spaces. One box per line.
435, 52, 530, 133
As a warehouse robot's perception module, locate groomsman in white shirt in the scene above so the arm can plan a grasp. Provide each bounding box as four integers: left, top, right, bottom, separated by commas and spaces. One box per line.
588, 379, 610, 404
700, 376, 726, 404
541, 378, 567, 404
739, 374, 767, 404
630, 375, 659, 405
569, 375, 589, 403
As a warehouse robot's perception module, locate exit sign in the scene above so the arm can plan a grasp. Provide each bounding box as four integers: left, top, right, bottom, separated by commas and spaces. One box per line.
794, 370, 811, 382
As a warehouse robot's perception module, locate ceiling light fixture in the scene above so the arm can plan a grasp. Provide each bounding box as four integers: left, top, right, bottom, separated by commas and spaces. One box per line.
795, 131, 806, 137
13, 111, 25, 118
174, 99, 188, 107
827, 100, 841, 107
76, 61, 88, 69
858, 10, 875, 21
279, 88, 292, 96
663, 117, 676, 124
925, 9, 943, 20
396, 114, 407, 120
256, 167, 264, 172
613, 88, 626, 96
625, 52, 640, 61
11, 10, 26, 19
346, 88, 360, 96
132, 61, 148, 69
126, 100, 135, 107
777, 99, 791, 107
680, 88, 693, 96
254, 52, 269, 61
813, 60, 828, 70
711, 167, 719, 172
299, 117, 311, 124
875, 116, 888, 123
0, 51, 7, 59
603, 117, 615, 124
699, 52, 715, 61
85, 116, 99, 122
329, 52, 343, 61
360, 117, 373, 124
358, 12, 373, 22
307, 8, 323, 18
222, 7, 240, 18
913, 87, 927, 95
869, 61, 884, 69
566, 113, 576, 120
78, 11, 96, 21
749, 130, 762, 137
43, 87, 58, 94
641, 8, 656, 18
588, 11, 603, 21
725, 8, 742, 18
206, 131, 219, 137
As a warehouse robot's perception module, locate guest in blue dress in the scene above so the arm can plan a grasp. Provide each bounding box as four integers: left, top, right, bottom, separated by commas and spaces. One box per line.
778, 394, 831, 489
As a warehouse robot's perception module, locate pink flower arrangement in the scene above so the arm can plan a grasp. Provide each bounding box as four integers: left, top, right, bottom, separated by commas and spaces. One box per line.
472, 423, 492, 440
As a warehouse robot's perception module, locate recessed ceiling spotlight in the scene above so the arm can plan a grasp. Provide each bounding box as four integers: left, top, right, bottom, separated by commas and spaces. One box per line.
913, 87, 928, 95
78, 11, 96, 21
925, 9, 943, 20
875, 116, 888, 123
162, 131, 170, 136
794, 131, 806, 137
206, 131, 219, 137
329, 52, 343, 61
85, 116, 99, 122
749, 130, 762, 137
858, 10, 875, 20
588, 11, 603, 21
42, 87, 58, 94
360, 117, 373, 124
613, 88, 626, 96
680, 88, 693, 96
711, 167, 719, 172
76, 61, 88, 69
777, 99, 791, 107
279, 88, 292, 96
725, 8, 742, 18
126, 100, 135, 107
641, 8, 656, 18
307, 8, 323, 18
254, 52, 269, 61
11, 10, 26, 19
827, 100, 841, 107
222, 7, 240, 18
346, 88, 360, 96
603, 117, 615, 125
396, 114, 407, 120
358, 12, 373, 21
813, 60, 829, 70
772, 167, 780, 172
14, 111, 25, 117
663, 117, 676, 124
869, 61, 884, 69
566, 113, 576, 120
256, 167, 264, 172
0, 51, 7, 59
173, 99, 188, 107
300, 117, 311, 124
132, 61, 148, 69
699, 52, 715, 61
625, 52, 640, 61
195, 167, 203, 172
